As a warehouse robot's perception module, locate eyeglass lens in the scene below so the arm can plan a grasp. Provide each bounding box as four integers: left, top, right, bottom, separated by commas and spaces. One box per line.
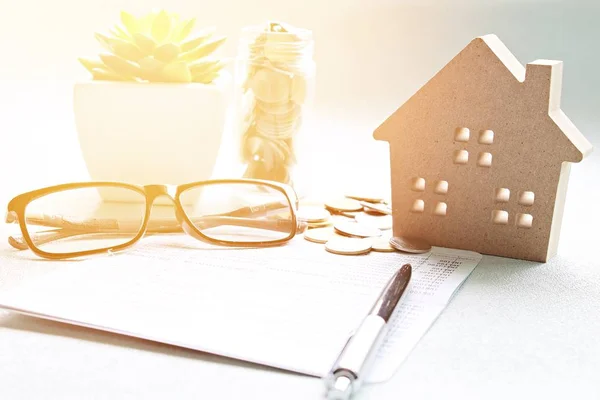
179, 182, 294, 243
23, 186, 146, 255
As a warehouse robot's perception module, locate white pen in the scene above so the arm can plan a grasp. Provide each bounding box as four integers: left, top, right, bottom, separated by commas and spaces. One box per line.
324, 264, 412, 400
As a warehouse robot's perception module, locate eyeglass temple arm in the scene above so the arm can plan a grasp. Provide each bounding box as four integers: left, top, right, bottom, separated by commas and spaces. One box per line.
15, 198, 286, 231
8, 215, 298, 250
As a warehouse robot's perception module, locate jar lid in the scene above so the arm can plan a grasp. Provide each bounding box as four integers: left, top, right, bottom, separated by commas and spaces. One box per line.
241, 21, 313, 43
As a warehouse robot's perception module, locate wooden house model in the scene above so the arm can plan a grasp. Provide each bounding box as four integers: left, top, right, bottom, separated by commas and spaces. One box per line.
374, 34, 593, 262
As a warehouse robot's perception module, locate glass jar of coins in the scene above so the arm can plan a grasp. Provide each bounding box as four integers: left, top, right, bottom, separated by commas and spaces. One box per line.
234, 21, 315, 189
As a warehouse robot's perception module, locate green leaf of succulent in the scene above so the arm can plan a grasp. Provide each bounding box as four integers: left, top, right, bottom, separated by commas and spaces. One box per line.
154, 43, 180, 63
133, 33, 156, 55
99, 53, 141, 78
175, 18, 196, 42
78, 57, 105, 73
151, 10, 171, 43
120, 11, 138, 36
179, 36, 226, 63
161, 62, 192, 83
180, 27, 216, 52
111, 41, 145, 62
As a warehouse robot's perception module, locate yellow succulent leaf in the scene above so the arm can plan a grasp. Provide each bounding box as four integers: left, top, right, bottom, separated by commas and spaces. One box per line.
154, 43, 180, 63
99, 53, 141, 78
192, 71, 219, 84
175, 18, 196, 42
180, 27, 216, 52
91, 67, 129, 81
191, 62, 224, 80
120, 11, 138, 36
112, 42, 145, 62
137, 56, 164, 72
151, 10, 171, 43
189, 58, 219, 74
133, 33, 156, 54
137, 68, 164, 82
137, 12, 154, 34
78, 57, 105, 73
179, 36, 226, 63
162, 62, 192, 83
111, 24, 131, 40
203, 60, 225, 74
94, 32, 113, 51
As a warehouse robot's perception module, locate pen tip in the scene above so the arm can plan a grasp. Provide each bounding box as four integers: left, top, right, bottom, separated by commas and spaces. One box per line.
326, 376, 353, 400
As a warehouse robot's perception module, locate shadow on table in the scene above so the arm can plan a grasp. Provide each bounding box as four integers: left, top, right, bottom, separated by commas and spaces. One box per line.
0, 312, 303, 378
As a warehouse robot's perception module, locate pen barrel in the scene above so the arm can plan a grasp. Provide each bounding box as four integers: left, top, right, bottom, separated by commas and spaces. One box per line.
330, 315, 387, 382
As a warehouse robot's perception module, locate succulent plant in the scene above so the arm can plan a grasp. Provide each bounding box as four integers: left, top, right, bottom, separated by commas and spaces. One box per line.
79, 10, 227, 83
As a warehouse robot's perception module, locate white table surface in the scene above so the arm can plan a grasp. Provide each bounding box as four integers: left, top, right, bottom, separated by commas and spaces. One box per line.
1, 83, 599, 399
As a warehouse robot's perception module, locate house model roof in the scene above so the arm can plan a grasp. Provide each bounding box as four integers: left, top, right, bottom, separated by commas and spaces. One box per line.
374, 34, 593, 163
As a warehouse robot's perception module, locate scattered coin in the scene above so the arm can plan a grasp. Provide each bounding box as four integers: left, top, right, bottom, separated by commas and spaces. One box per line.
389, 236, 431, 254
355, 213, 393, 230
371, 236, 396, 252
345, 194, 386, 204
334, 220, 381, 238
360, 201, 392, 216
325, 198, 363, 213
307, 219, 333, 229
304, 227, 337, 244
297, 206, 331, 223
325, 237, 373, 256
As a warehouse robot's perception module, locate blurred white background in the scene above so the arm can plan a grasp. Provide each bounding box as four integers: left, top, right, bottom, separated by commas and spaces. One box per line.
1, 0, 598, 132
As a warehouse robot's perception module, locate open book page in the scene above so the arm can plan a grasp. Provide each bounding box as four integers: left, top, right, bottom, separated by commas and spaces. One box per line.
0, 236, 481, 382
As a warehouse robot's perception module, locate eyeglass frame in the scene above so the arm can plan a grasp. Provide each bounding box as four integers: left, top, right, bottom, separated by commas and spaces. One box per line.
5, 179, 301, 260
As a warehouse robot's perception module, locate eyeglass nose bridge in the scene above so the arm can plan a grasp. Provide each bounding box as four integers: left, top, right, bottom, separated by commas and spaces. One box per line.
143, 184, 179, 203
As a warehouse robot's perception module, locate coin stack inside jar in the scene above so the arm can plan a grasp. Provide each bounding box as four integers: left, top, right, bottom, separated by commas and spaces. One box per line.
236, 22, 314, 186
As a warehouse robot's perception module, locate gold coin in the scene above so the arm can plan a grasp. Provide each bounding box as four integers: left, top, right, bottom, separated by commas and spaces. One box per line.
325, 198, 363, 213
251, 68, 291, 103
339, 211, 362, 218
291, 74, 307, 104
308, 219, 333, 228
389, 236, 431, 254
360, 201, 392, 216
355, 213, 393, 231
325, 237, 372, 256
371, 236, 396, 252
334, 220, 381, 238
297, 206, 331, 223
304, 227, 336, 244
345, 194, 386, 203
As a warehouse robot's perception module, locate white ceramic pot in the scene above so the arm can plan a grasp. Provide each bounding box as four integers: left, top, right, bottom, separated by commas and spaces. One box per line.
74, 74, 232, 201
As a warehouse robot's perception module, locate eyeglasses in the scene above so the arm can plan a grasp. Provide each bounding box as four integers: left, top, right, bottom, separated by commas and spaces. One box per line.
5, 179, 303, 260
